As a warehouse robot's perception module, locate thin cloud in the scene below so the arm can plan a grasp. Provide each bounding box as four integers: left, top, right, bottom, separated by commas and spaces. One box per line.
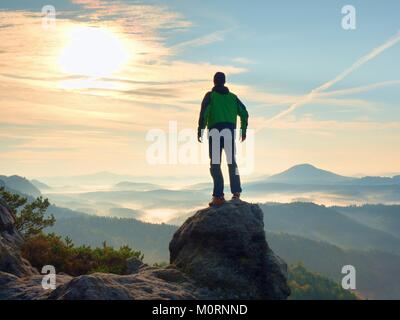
171, 29, 233, 52
72, 0, 104, 9
231, 57, 254, 65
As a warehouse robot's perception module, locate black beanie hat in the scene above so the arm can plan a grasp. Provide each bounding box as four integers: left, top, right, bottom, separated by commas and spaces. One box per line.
213, 72, 226, 86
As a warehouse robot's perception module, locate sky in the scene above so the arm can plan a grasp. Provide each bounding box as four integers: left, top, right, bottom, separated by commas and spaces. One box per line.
0, 0, 399, 180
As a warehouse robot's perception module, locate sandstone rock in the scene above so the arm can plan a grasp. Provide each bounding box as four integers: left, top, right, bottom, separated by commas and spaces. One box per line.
0, 242, 36, 277
47, 270, 197, 300
169, 200, 290, 299
0, 203, 37, 277
48, 274, 134, 300
0, 272, 72, 300
126, 256, 145, 274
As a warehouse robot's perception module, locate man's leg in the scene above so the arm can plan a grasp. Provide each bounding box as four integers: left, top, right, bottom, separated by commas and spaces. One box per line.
228, 160, 242, 195
210, 164, 224, 197
209, 132, 224, 197
224, 129, 242, 195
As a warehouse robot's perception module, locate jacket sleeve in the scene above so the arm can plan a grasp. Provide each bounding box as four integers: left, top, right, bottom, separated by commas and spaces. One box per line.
198, 92, 211, 130
237, 97, 249, 132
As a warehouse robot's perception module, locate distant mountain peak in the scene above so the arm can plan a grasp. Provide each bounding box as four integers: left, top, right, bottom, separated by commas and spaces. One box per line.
294, 163, 318, 169
286, 163, 329, 172
267, 164, 353, 185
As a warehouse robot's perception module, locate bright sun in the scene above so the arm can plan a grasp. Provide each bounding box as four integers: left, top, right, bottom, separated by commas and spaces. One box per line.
59, 26, 129, 78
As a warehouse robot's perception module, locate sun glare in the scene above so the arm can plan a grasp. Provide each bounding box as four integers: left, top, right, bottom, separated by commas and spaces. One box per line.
59, 26, 129, 78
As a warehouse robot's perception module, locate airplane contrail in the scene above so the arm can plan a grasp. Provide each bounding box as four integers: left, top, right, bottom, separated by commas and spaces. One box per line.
263, 31, 400, 126
319, 80, 400, 97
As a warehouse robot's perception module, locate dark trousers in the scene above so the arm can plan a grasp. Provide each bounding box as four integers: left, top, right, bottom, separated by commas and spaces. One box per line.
208, 123, 242, 197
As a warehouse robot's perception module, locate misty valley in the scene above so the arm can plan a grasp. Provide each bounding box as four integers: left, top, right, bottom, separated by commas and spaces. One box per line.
1, 163, 400, 299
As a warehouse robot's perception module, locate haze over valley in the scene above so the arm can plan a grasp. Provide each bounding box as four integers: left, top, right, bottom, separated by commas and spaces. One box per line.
17, 163, 400, 224
2, 163, 400, 299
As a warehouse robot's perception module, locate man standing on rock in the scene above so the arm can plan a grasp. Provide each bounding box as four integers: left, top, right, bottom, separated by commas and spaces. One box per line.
197, 72, 249, 207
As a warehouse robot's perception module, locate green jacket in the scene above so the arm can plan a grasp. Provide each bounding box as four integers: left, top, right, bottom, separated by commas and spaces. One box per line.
197, 86, 249, 133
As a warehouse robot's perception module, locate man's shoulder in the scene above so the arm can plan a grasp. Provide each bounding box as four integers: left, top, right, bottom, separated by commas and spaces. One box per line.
228, 92, 238, 100
202, 91, 212, 104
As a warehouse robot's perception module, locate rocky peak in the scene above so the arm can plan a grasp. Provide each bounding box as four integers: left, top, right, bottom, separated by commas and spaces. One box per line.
170, 200, 290, 299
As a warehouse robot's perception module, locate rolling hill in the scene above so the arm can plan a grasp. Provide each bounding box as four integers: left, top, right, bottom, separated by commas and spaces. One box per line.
30, 179, 51, 191
0, 175, 41, 197
267, 232, 400, 300
260, 202, 400, 255
333, 204, 400, 238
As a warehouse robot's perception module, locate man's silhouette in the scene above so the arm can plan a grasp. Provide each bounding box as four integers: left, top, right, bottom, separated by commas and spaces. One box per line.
197, 72, 249, 206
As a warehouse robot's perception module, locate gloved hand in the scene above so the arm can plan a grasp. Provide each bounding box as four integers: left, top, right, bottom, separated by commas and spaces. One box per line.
197, 128, 203, 143
241, 129, 247, 142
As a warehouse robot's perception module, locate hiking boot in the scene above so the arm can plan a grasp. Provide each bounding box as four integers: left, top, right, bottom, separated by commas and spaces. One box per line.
231, 193, 241, 201
209, 196, 226, 207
